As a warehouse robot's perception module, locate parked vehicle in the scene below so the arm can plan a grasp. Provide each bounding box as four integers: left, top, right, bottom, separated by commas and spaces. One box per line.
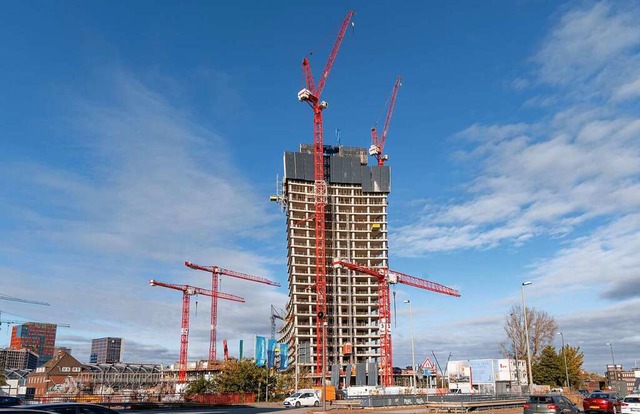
283, 391, 320, 408
0, 397, 22, 408
621, 394, 640, 414
524, 394, 581, 414
16, 403, 119, 414
583, 392, 622, 414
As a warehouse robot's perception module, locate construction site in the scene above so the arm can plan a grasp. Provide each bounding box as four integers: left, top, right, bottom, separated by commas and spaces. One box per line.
272, 10, 461, 391
2, 9, 464, 401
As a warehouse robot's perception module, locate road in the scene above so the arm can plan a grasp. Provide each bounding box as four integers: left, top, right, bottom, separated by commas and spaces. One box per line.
125, 402, 522, 414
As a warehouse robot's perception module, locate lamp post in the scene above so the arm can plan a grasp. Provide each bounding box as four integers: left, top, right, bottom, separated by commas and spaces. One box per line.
606, 342, 616, 382
558, 332, 570, 389
521, 281, 533, 387
606, 342, 615, 365
404, 299, 417, 392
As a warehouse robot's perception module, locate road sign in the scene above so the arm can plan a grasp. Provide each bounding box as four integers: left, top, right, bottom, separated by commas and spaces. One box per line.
420, 357, 436, 371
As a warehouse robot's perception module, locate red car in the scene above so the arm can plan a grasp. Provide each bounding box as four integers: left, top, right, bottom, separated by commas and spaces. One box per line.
584, 392, 622, 414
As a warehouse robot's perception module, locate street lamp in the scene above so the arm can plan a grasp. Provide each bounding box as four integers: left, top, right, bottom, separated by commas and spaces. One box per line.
606, 342, 615, 365
558, 332, 570, 389
521, 281, 533, 387
404, 299, 417, 392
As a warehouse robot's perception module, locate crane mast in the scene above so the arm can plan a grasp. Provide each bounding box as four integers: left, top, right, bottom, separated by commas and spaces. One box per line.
149, 279, 243, 383
332, 259, 460, 386
298, 9, 354, 377
184, 261, 280, 361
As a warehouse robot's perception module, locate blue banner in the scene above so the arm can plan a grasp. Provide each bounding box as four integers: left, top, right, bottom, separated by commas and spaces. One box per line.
255, 336, 266, 367
239, 339, 244, 360
267, 339, 277, 368
279, 343, 289, 370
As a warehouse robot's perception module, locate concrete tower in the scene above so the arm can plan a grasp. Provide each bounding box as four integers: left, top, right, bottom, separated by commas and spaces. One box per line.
280, 144, 390, 386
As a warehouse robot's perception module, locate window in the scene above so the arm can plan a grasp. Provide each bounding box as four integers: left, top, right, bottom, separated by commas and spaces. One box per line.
60, 366, 71, 372
72, 367, 81, 372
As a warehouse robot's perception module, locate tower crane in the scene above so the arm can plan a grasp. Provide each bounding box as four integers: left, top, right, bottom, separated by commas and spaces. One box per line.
184, 261, 280, 362
0, 314, 70, 330
297, 9, 354, 376
270, 305, 284, 340
332, 259, 460, 387
369, 76, 402, 166
0, 292, 49, 306
149, 279, 244, 383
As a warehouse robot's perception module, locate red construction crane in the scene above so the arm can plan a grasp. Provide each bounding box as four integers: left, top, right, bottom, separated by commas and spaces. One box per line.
297, 9, 354, 376
184, 261, 280, 362
149, 279, 244, 383
332, 259, 460, 387
369, 76, 402, 166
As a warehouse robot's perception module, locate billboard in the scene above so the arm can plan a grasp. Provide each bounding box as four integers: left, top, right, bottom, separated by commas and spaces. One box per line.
470, 359, 494, 384
448, 360, 470, 384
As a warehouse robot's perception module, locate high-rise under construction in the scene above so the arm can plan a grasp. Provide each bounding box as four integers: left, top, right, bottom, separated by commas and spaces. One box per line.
279, 144, 390, 386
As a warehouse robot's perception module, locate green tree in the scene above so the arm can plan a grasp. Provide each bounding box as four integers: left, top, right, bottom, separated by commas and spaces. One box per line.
560, 344, 585, 389
215, 359, 267, 395
184, 375, 215, 396
533, 345, 563, 386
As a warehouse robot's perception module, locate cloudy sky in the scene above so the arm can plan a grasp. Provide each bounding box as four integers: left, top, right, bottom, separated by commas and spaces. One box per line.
1, 1, 639, 374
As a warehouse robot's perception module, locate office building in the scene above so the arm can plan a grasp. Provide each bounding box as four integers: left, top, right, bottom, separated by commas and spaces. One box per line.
10, 323, 57, 366
0, 348, 38, 370
90, 337, 123, 364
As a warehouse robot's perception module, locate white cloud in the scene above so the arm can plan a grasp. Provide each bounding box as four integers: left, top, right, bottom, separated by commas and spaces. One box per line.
533, 2, 640, 87
0, 69, 287, 362
394, 3, 640, 257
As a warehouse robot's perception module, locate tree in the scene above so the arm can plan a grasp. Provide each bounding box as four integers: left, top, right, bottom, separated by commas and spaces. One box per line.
184, 375, 215, 396
533, 345, 563, 386
503, 304, 558, 362
215, 359, 267, 395
560, 344, 585, 389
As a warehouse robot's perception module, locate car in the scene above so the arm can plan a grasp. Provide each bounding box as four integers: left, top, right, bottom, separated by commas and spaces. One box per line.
524, 394, 581, 414
283, 391, 320, 408
621, 394, 640, 414
0, 397, 22, 408
0, 409, 54, 414
16, 403, 119, 414
583, 392, 622, 414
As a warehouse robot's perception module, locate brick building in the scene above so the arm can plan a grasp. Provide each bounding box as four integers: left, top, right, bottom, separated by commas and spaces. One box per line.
10, 323, 57, 366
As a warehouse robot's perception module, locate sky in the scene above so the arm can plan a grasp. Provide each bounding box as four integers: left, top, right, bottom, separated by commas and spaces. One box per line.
1, 1, 639, 375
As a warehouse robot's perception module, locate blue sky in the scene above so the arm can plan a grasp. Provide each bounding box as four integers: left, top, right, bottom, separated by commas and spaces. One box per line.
1, 1, 639, 374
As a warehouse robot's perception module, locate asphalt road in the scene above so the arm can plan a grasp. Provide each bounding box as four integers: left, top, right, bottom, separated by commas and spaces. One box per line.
127, 403, 322, 414
125, 402, 523, 414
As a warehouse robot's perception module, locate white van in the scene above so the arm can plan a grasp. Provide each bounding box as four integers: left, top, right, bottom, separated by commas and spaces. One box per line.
283, 390, 320, 408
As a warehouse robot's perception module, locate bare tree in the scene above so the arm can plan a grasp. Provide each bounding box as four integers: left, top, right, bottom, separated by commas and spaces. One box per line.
503, 304, 558, 362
